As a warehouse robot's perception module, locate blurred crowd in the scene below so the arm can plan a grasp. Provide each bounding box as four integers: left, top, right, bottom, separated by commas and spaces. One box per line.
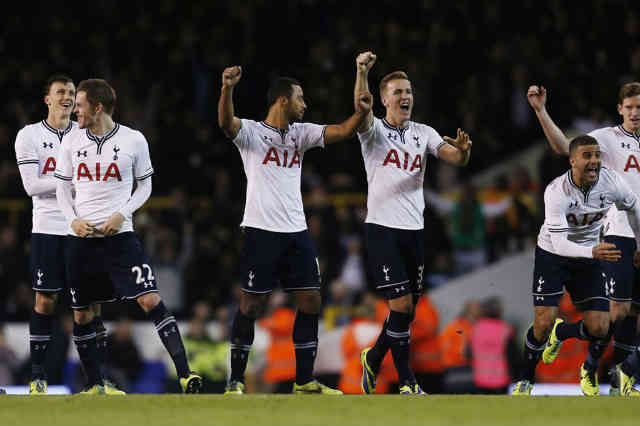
1, 0, 637, 390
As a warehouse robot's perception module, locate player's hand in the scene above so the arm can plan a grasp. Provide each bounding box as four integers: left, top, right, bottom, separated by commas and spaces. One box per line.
356, 92, 373, 114
98, 212, 125, 237
633, 251, 640, 268
527, 85, 547, 112
222, 66, 242, 88
356, 51, 377, 73
443, 128, 472, 152
592, 242, 622, 262
71, 219, 96, 238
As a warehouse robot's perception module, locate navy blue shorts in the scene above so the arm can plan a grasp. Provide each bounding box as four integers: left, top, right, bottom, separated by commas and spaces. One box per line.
239, 227, 321, 294
602, 236, 640, 305
532, 246, 609, 311
65, 232, 158, 309
30, 233, 66, 293
365, 223, 424, 300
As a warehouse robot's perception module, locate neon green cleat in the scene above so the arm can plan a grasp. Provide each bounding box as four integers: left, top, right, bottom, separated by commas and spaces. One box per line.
580, 363, 600, 396
512, 380, 533, 395
224, 380, 245, 395
78, 384, 105, 395
293, 380, 343, 395
180, 372, 203, 394
29, 379, 47, 395
103, 380, 126, 395
360, 347, 377, 394
399, 383, 427, 395
609, 365, 620, 396
619, 365, 640, 396
542, 318, 564, 364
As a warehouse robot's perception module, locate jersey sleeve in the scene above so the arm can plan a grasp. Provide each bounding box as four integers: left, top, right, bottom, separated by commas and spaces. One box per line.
612, 170, 637, 211
588, 128, 610, 156
543, 183, 569, 233
232, 119, 252, 152
54, 137, 73, 181
357, 117, 381, 146
15, 127, 39, 166
134, 132, 154, 181
299, 122, 326, 152
427, 126, 446, 158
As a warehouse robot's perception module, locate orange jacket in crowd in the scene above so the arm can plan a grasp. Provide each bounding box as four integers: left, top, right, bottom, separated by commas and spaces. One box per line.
259, 307, 296, 384
536, 292, 587, 383
410, 296, 443, 374
339, 314, 397, 394
440, 317, 473, 370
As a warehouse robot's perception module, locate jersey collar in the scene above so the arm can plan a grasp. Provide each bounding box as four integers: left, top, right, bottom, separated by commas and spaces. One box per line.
618, 125, 640, 142
41, 120, 73, 142
87, 123, 120, 154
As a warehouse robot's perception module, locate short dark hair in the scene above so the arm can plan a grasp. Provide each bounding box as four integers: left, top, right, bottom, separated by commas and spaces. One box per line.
77, 79, 117, 115
267, 77, 301, 107
44, 74, 74, 96
569, 134, 599, 155
379, 71, 409, 95
619, 82, 640, 104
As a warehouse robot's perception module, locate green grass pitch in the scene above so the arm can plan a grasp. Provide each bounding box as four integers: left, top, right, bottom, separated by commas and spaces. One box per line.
1, 395, 640, 425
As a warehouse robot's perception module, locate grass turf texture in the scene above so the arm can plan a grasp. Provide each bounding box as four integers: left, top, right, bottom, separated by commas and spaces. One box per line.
1, 395, 640, 426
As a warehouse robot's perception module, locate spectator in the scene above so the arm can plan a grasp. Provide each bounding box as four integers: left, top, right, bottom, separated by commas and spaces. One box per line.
450, 182, 487, 275
410, 294, 443, 394
106, 317, 144, 393
0, 324, 20, 386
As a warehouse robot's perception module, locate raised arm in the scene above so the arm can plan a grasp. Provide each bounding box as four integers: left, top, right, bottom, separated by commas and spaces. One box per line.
324, 91, 373, 145
218, 66, 243, 139
527, 85, 570, 156
355, 51, 376, 133
439, 128, 472, 166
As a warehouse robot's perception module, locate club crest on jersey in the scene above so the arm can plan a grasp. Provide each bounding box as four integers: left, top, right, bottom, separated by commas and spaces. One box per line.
382, 149, 422, 172
262, 147, 301, 168
600, 194, 606, 208
413, 136, 420, 147
77, 150, 87, 158
113, 145, 120, 160
42, 142, 53, 149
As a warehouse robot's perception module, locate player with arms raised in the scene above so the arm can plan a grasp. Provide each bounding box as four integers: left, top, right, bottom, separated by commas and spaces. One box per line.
354, 52, 472, 395
55, 79, 201, 394
512, 135, 640, 395
528, 82, 640, 395
218, 64, 372, 394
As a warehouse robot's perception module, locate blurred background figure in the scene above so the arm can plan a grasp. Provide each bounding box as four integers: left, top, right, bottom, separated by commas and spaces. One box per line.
439, 300, 482, 394
106, 316, 143, 393
470, 296, 519, 394
410, 293, 443, 394
450, 182, 487, 276
0, 324, 20, 386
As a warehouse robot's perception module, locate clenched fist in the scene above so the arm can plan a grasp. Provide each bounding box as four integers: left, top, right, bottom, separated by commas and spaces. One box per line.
356, 51, 377, 73
527, 85, 547, 112
222, 66, 242, 88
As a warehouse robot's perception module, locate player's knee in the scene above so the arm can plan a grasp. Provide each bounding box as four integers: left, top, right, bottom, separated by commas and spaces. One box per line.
295, 291, 322, 314
610, 301, 631, 321
388, 295, 413, 315
585, 319, 609, 339
73, 308, 94, 325
137, 292, 161, 313
243, 303, 265, 319
533, 316, 554, 339
34, 292, 57, 314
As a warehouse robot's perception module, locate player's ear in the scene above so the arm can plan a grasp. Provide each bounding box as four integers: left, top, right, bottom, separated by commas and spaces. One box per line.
95, 102, 103, 114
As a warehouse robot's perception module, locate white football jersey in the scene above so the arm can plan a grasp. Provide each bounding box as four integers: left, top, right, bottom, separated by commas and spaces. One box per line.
54, 123, 153, 235
589, 126, 640, 238
233, 119, 325, 232
538, 167, 636, 255
358, 117, 445, 230
15, 120, 77, 235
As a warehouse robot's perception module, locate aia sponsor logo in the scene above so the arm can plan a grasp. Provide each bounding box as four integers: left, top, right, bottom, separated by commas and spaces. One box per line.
77, 163, 122, 181
42, 157, 56, 175
382, 149, 422, 172
262, 147, 301, 168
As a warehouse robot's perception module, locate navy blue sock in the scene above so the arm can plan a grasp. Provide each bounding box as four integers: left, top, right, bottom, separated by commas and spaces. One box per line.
148, 301, 190, 378
29, 310, 53, 380
293, 311, 319, 385
73, 321, 102, 386
387, 310, 415, 386
230, 310, 255, 383
584, 325, 613, 371
94, 316, 108, 380
555, 320, 586, 341
613, 316, 637, 365
367, 316, 390, 374
521, 326, 545, 382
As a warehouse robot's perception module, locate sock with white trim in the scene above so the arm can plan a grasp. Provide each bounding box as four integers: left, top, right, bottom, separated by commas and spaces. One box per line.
148, 301, 190, 378
73, 321, 103, 386
29, 310, 53, 380
230, 310, 255, 383
293, 311, 319, 385
387, 310, 415, 386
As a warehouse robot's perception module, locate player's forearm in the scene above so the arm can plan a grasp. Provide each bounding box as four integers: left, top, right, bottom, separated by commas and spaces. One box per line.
19, 166, 57, 196
355, 71, 373, 133
535, 108, 570, 155
218, 86, 236, 138
549, 232, 593, 258
56, 180, 77, 222
624, 204, 640, 248
118, 177, 152, 217
325, 111, 368, 144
